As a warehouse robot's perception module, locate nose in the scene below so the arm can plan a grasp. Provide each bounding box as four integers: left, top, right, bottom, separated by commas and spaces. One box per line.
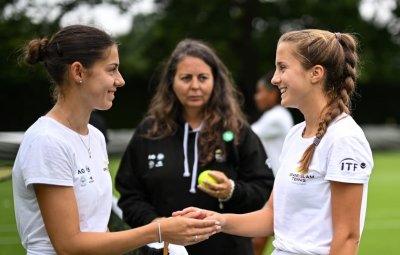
190, 78, 200, 89
115, 71, 125, 87
271, 71, 279, 86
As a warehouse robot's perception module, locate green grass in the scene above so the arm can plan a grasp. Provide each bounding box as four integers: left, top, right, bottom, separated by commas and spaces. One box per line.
358, 151, 400, 254
0, 166, 25, 255
1, 151, 399, 254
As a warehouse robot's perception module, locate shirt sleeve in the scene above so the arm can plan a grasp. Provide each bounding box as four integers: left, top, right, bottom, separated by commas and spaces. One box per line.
22, 135, 74, 187
325, 135, 373, 184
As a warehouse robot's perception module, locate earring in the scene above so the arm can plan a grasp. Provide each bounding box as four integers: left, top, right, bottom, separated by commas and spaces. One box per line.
79, 80, 83, 84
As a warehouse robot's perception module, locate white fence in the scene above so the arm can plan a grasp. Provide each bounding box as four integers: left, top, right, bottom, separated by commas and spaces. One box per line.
1, 125, 400, 160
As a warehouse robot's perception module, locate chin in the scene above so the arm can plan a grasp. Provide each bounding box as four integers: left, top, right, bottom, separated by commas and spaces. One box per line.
97, 103, 113, 111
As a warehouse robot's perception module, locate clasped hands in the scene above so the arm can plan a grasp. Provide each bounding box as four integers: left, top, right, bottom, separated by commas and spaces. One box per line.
171, 207, 225, 244
155, 171, 230, 246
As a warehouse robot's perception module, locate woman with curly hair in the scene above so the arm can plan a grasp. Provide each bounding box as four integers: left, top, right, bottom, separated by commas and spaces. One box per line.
116, 38, 274, 255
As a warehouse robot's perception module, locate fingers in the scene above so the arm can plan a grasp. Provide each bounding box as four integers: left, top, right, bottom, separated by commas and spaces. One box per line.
208, 170, 227, 183
197, 179, 231, 199
184, 223, 221, 246
172, 207, 199, 217
190, 233, 209, 244
177, 210, 206, 219
162, 217, 220, 246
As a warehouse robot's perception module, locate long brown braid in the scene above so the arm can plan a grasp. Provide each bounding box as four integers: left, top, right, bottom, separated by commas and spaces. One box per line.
278, 29, 359, 174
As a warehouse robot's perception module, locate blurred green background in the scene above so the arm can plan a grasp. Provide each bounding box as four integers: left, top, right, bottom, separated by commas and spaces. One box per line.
1, 0, 400, 130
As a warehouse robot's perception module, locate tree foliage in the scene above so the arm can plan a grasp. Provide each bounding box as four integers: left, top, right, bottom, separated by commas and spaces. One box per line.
1, 0, 400, 130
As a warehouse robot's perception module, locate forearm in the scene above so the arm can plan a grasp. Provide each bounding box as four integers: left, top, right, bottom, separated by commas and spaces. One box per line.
222, 207, 273, 238
55, 223, 159, 255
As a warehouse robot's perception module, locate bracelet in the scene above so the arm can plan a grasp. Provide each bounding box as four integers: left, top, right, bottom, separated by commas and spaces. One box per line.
156, 221, 162, 243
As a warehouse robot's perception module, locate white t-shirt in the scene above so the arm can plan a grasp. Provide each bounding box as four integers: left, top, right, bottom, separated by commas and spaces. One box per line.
272, 114, 373, 255
12, 116, 112, 255
251, 105, 294, 175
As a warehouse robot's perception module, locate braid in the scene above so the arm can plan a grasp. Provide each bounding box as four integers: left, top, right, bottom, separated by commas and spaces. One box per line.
286, 30, 359, 174
298, 100, 341, 174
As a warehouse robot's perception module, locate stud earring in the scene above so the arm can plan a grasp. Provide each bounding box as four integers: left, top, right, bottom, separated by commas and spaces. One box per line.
79, 80, 83, 84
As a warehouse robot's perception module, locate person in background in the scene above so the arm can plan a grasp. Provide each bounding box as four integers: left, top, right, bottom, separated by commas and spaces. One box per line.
115, 38, 274, 255
251, 72, 294, 255
12, 25, 219, 255
174, 29, 373, 255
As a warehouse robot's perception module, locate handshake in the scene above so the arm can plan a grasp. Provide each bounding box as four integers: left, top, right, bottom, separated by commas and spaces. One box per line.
142, 208, 224, 255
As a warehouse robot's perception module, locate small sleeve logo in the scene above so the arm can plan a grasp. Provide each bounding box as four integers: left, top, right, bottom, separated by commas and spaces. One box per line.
339, 158, 366, 172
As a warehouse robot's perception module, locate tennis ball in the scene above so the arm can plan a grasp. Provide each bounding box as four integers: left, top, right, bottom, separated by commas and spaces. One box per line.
198, 170, 218, 188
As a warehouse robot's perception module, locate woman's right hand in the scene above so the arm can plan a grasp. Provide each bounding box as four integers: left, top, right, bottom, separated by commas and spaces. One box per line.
159, 215, 221, 245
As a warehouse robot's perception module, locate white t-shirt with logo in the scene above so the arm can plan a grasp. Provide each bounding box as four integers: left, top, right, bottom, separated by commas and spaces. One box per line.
12, 116, 112, 255
272, 114, 373, 255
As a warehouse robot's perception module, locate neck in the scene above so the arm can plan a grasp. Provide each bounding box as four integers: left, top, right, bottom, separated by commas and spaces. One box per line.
300, 94, 329, 138
184, 109, 203, 129
302, 108, 324, 137
48, 103, 91, 134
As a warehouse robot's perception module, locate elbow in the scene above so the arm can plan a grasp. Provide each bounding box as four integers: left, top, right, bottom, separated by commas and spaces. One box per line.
348, 232, 361, 246
51, 238, 82, 255
342, 229, 361, 245
330, 231, 360, 255
53, 244, 79, 255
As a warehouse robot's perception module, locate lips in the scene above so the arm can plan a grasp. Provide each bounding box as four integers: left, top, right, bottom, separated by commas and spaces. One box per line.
107, 90, 116, 100
188, 96, 202, 100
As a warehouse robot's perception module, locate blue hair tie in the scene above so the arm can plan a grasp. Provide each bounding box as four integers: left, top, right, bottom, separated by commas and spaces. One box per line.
313, 137, 321, 146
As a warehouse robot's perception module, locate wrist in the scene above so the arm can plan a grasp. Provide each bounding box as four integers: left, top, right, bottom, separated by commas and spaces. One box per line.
154, 220, 162, 243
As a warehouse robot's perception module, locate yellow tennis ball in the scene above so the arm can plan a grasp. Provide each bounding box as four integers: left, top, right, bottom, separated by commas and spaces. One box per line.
198, 170, 218, 188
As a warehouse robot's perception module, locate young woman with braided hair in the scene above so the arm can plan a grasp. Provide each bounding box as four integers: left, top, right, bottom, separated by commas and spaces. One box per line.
173, 29, 373, 255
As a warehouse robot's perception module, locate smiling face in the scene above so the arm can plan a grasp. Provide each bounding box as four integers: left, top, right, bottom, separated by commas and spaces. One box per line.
271, 42, 314, 110
82, 44, 125, 110
173, 56, 214, 114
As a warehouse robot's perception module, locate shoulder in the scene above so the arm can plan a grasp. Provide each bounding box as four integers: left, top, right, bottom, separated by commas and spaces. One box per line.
88, 124, 104, 137
322, 115, 372, 156
327, 115, 367, 140
285, 121, 305, 139
19, 117, 74, 159
239, 123, 254, 137
135, 117, 155, 135
24, 117, 69, 145
238, 123, 263, 145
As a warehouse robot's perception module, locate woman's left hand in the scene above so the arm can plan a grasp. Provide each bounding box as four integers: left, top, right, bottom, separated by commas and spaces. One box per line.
197, 170, 233, 200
